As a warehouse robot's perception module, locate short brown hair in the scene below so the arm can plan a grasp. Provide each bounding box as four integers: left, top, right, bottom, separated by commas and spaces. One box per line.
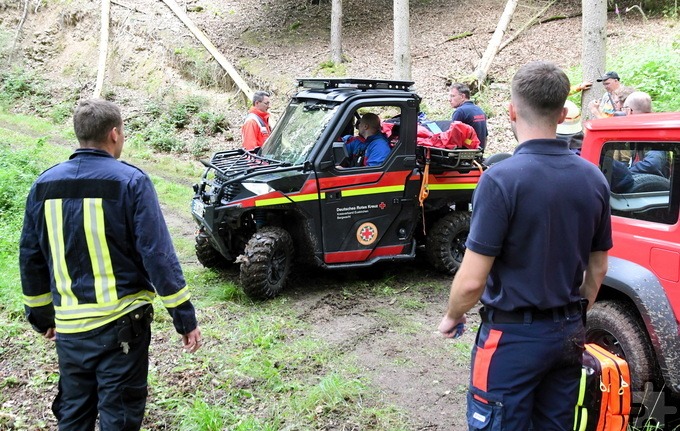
73, 99, 122, 145
360, 112, 381, 131
512, 61, 570, 122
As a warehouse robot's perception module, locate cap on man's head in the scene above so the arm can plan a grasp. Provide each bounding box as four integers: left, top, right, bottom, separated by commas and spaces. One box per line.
556, 100, 582, 135
596, 71, 620, 82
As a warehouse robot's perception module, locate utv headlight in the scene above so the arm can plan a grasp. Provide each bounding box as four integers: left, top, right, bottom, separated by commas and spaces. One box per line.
242, 182, 274, 196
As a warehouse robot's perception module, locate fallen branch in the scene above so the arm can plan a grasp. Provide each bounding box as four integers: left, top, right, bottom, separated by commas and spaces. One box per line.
472, 0, 518, 89
111, 0, 144, 13
537, 12, 582, 24
9, 0, 30, 65
160, 0, 253, 101
499, 0, 556, 52
446, 31, 473, 42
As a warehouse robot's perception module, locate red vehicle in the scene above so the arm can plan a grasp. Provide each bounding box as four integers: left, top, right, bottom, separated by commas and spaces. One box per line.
579, 112, 680, 417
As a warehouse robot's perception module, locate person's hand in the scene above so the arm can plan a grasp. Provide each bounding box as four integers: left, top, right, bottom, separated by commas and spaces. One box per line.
577, 81, 592, 91
438, 314, 467, 339
43, 328, 56, 341
182, 327, 202, 353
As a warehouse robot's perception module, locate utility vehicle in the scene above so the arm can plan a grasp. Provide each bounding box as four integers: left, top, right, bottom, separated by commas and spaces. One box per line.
191, 78, 485, 299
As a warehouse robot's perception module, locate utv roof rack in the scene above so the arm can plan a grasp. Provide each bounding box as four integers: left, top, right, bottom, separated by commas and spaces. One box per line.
296, 78, 415, 91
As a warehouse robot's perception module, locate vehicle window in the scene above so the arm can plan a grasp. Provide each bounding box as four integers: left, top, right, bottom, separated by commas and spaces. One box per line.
599, 141, 680, 224
262, 101, 339, 165
336, 105, 401, 168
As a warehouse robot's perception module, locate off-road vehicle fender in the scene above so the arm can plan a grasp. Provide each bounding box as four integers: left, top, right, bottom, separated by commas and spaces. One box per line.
596, 256, 680, 392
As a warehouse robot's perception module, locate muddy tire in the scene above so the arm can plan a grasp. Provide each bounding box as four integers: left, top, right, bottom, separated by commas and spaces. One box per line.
586, 300, 657, 390
425, 211, 470, 274
239, 227, 294, 300
195, 229, 228, 268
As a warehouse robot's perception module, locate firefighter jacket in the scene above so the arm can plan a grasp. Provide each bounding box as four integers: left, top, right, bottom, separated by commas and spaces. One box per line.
20, 148, 197, 336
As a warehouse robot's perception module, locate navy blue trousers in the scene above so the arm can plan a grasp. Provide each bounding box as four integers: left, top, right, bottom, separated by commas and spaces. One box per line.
52, 316, 151, 431
467, 308, 585, 431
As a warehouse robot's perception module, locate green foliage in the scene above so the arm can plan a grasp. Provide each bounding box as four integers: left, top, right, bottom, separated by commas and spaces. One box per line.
195, 111, 228, 136
567, 37, 680, 113
172, 46, 233, 89
609, 41, 680, 112
0, 139, 52, 315
314, 60, 348, 77
0, 68, 50, 113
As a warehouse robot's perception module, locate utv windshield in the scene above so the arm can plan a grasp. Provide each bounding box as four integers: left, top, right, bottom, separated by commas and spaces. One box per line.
260, 100, 339, 165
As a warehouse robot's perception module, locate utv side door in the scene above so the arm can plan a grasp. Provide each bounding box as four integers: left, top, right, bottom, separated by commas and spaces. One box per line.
314, 100, 422, 264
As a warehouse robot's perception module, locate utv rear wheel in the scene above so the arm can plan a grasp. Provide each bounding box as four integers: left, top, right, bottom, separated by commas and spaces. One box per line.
586, 300, 657, 391
239, 227, 294, 300
195, 229, 228, 268
425, 211, 470, 274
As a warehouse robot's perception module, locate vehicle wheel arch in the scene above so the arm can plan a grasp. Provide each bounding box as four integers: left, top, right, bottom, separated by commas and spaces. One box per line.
595, 256, 680, 393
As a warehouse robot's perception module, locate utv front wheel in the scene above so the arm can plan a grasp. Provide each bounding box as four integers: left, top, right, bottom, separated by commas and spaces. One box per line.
239, 227, 294, 300
586, 300, 657, 391
195, 229, 228, 268
425, 211, 470, 274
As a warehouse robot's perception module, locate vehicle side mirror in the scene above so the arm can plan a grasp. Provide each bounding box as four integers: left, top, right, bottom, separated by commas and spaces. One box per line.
332, 141, 349, 167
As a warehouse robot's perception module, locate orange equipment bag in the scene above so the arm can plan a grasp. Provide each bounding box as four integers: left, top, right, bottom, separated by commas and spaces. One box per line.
574, 343, 632, 431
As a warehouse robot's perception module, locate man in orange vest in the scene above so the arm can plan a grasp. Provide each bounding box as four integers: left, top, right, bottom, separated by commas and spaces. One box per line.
241, 91, 271, 151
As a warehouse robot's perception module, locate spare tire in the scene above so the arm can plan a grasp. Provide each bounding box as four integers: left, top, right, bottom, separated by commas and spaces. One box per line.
483, 152, 512, 167
630, 173, 670, 192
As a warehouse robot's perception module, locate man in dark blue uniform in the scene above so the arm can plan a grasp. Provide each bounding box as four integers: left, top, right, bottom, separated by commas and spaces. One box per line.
449, 83, 489, 149
20, 99, 202, 430
439, 62, 612, 430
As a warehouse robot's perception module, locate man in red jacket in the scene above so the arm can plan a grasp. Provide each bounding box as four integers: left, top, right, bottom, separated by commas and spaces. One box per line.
241, 90, 271, 150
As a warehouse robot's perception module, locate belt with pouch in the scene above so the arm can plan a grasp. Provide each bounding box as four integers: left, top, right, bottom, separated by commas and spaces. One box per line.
480, 300, 584, 324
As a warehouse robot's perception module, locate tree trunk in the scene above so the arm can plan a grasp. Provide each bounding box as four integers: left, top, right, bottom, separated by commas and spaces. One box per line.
472, 0, 518, 88
93, 0, 110, 99
581, 0, 607, 117
330, 0, 342, 64
393, 0, 411, 80
160, 0, 253, 101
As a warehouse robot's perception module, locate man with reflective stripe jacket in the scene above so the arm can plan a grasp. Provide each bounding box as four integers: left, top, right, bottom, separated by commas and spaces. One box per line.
19, 99, 201, 430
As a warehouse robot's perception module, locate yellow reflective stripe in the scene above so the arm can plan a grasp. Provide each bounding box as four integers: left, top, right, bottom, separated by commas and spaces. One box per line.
159, 286, 191, 309
83, 198, 117, 304
576, 368, 586, 404
55, 300, 149, 334
23, 292, 53, 307
55, 291, 155, 319
45, 199, 76, 307
573, 368, 587, 431
342, 185, 404, 197
256, 192, 325, 207
428, 183, 477, 191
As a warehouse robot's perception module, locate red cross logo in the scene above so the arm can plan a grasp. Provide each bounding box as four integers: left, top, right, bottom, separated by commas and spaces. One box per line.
379, 202, 386, 210
356, 222, 378, 245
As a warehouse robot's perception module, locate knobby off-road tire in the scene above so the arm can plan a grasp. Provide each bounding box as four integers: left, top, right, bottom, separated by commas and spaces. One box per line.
586, 300, 657, 391
425, 211, 471, 274
195, 229, 228, 268
239, 227, 294, 300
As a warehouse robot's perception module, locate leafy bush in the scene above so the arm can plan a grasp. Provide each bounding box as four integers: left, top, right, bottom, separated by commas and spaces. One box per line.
610, 42, 680, 112
0, 141, 49, 314
195, 111, 228, 136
